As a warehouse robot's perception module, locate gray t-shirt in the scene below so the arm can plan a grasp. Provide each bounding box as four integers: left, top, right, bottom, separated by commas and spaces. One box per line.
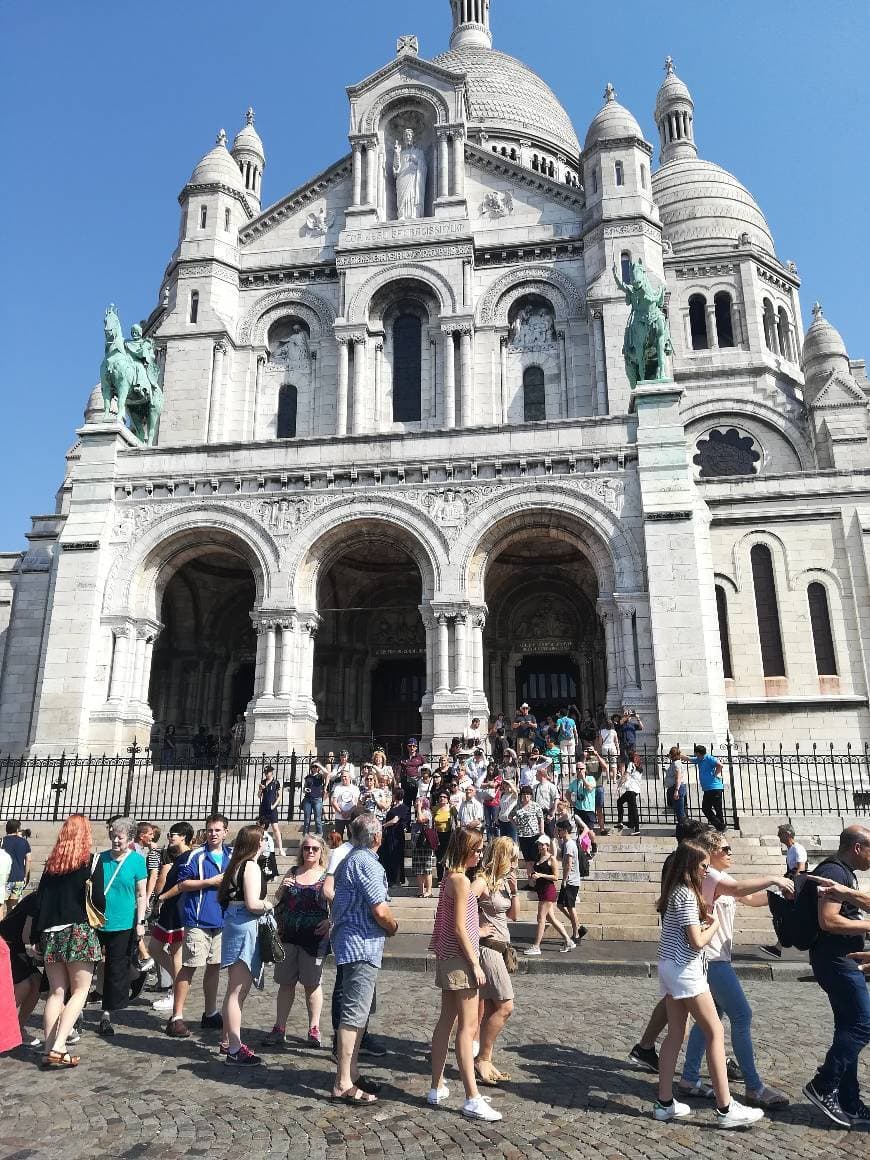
561, 837, 582, 886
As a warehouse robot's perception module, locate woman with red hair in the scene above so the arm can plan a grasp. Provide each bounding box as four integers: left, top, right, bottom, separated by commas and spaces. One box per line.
33, 814, 102, 1067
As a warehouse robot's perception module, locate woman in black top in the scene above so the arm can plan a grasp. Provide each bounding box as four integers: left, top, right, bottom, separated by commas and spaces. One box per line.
33, 814, 103, 1068
301, 762, 326, 836
380, 788, 411, 887
258, 766, 284, 857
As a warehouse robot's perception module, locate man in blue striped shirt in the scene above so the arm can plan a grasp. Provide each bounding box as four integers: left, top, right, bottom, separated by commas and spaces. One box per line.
329, 814, 398, 1103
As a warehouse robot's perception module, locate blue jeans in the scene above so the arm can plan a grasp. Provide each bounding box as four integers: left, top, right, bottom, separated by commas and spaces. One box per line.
484, 803, 500, 840
302, 797, 323, 834
682, 960, 762, 1091
810, 952, 870, 1111
668, 784, 687, 826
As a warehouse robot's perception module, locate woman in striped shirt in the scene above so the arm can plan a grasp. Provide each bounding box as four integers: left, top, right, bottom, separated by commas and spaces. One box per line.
655, 841, 763, 1129
427, 828, 502, 1122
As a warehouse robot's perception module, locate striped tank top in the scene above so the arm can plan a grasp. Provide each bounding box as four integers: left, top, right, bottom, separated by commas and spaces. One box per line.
429, 875, 480, 959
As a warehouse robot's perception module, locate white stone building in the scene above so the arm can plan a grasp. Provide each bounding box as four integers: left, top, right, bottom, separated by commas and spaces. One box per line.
1, 0, 869, 758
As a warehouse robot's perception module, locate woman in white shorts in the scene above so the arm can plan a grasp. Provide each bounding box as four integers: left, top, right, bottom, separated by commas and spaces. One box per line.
654, 840, 763, 1130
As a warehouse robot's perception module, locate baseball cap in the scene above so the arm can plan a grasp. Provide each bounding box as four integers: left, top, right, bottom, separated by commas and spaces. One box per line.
535, 834, 552, 845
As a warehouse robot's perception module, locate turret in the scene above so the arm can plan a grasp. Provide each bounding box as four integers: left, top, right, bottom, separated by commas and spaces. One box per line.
231, 108, 266, 214
802, 302, 851, 387
449, 0, 492, 49
654, 56, 697, 165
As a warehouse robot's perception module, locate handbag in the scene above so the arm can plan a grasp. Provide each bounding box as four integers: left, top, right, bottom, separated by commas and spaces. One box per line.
258, 912, 285, 964
424, 826, 439, 853
479, 935, 518, 975
85, 854, 106, 929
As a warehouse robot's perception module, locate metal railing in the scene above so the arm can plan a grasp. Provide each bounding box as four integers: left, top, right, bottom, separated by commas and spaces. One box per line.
0, 738, 868, 825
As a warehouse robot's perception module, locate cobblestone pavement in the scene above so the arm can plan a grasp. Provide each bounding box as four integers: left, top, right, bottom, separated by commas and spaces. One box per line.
2, 967, 867, 1159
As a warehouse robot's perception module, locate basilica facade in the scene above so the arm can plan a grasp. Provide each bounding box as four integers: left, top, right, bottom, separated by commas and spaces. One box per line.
2, 0, 869, 758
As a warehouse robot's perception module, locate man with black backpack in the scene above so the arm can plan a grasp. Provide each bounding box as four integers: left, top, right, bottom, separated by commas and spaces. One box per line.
801, 825, 870, 1128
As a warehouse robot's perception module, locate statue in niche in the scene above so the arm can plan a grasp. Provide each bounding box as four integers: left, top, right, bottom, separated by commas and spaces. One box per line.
392, 128, 427, 219
612, 258, 672, 387
424, 488, 466, 526
303, 205, 334, 237
509, 303, 556, 351
276, 324, 310, 381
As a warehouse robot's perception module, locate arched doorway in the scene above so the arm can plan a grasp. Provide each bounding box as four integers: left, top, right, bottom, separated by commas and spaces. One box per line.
148, 549, 257, 759
313, 537, 424, 757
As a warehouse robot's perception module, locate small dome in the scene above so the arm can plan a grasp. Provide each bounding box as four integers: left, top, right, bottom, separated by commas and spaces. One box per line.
433, 44, 579, 156
232, 108, 265, 163
802, 303, 850, 378
187, 129, 246, 191
584, 83, 644, 150
84, 384, 106, 423
655, 57, 693, 120
652, 157, 775, 256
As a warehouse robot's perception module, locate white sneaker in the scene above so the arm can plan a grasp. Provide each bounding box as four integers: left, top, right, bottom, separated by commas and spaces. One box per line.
462, 1096, 503, 1122
560, 939, 577, 952
472, 1040, 480, 1059
426, 1085, 450, 1105
152, 994, 174, 1011
716, 1100, 764, 1129
523, 946, 542, 956
654, 1098, 692, 1122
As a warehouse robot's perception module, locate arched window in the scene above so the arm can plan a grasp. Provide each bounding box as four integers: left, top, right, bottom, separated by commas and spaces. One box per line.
715, 585, 734, 679
689, 294, 708, 350
714, 292, 735, 348
614, 160, 625, 186
277, 384, 297, 438
640, 162, 648, 189
523, 366, 546, 422
199, 205, 207, 229
807, 582, 837, 675
762, 298, 777, 352
224, 207, 231, 232
620, 251, 632, 284
392, 313, 422, 422
591, 168, 598, 194
777, 307, 793, 361
188, 290, 199, 324
750, 544, 785, 677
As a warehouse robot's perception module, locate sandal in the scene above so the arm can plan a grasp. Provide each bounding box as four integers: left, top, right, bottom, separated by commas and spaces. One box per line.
42, 1050, 80, 1068
355, 1076, 383, 1096
330, 1085, 377, 1104
489, 1064, 512, 1082
474, 1061, 501, 1087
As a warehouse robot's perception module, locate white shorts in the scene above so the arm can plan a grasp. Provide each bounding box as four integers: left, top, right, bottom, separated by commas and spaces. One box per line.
658, 956, 708, 1000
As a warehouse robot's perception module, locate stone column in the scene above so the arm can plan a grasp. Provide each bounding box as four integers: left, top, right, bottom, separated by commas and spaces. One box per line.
207, 341, 227, 442
459, 326, 473, 427
336, 338, 349, 436
437, 131, 449, 199
351, 335, 367, 435
462, 262, 472, 308
558, 329, 570, 417
130, 632, 147, 706
452, 130, 466, 197
253, 353, 266, 440
422, 612, 435, 698
619, 605, 639, 692
499, 336, 508, 423
108, 624, 134, 703
374, 342, 384, 431
437, 614, 450, 693
276, 618, 296, 698
590, 311, 609, 416
262, 623, 277, 698
352, 142, 363, 206
441, 327, 456, 429
300, 618, 319, 707
365, 140, 378, 206
706, 303, 719, 349
453, 613, 468, 693
139, 634, 156, 705
599, 605, 620, 707
471, 612, 485, 693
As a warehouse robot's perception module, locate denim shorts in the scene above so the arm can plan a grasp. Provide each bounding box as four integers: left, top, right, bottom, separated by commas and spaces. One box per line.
337, 960, 379, 1030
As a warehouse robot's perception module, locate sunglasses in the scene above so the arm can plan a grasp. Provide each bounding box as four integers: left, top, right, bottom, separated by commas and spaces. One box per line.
301, 845, 320, 853
720, 845, 733, 855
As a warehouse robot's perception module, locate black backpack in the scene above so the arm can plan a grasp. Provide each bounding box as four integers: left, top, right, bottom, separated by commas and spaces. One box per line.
767, 858, 854, 951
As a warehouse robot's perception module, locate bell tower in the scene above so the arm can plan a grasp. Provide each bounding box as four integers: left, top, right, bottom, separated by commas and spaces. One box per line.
449, 0, 492, 48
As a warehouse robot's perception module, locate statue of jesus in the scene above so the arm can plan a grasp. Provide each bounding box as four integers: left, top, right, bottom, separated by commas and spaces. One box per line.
392, 128, 427, 219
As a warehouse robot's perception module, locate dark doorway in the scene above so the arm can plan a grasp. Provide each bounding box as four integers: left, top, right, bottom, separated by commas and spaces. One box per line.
371, 658, 424, 752
516, 655, 580, 721
231, 662, 255, 721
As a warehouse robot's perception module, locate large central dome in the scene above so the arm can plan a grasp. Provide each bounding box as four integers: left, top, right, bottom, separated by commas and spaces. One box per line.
434, 44, 580, 157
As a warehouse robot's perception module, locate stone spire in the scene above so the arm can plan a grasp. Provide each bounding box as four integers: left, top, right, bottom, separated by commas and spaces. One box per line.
654, 55, 697, 165
231, 107, 266, 214
449, 0, 492, 49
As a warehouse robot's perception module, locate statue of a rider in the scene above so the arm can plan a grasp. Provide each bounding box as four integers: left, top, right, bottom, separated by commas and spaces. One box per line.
125, 323, 160, 401
613, 258, 673, 387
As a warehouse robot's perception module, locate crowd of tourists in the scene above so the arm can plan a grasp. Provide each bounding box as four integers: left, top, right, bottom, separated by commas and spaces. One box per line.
1, 710, 869, 1130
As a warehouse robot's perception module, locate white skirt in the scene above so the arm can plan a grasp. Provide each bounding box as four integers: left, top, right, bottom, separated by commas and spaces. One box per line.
658, 955, 708, 1000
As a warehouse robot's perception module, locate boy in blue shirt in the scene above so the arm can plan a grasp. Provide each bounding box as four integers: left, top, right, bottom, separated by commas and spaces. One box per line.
689, 744, 726, 832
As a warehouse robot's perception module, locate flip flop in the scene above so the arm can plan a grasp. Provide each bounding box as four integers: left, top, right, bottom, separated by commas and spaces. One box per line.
330, 1085, 377, 1104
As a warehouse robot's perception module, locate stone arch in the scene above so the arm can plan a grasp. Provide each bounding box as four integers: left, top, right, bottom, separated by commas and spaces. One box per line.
346, 264, 457, 325
361, 85, 451, 135
237, 288, 337, 345
477, 266, 585, 327
681, 397, 814, 472
458, 483, 643, 601
286, 500, 445, 609
103, 504, 279, 620
730, 528, 793, 594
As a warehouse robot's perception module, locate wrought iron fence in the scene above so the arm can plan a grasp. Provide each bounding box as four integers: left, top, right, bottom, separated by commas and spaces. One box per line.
0, 738, 868, 825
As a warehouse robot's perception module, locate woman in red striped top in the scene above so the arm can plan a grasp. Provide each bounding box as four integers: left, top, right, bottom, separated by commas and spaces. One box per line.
427, 828, 502, 1122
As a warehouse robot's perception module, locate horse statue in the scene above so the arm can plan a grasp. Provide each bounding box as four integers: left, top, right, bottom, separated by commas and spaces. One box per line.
99, 305, 164, 446
613, 259, 673, 387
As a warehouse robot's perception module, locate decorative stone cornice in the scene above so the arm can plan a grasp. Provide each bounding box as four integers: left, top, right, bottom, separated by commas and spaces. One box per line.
239, 155, 353, 245
464, 144, 584, 210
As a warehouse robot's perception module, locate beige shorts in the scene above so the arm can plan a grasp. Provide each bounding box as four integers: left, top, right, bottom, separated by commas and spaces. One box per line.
182, 926, 222, 968
434, 954, 478, 992
274, 943, 323, 989
479, 945, 514, 1003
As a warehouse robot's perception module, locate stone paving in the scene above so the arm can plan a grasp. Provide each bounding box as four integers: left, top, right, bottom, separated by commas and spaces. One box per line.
2, 967, 866, 1159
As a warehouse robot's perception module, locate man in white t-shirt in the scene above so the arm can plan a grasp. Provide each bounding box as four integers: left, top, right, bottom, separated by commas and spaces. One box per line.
758, 824, 808, 960
457, 784, 485, 832
330, 770, 361, 838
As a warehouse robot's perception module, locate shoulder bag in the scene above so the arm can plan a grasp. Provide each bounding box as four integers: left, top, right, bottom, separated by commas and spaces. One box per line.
85, 853, 106, 928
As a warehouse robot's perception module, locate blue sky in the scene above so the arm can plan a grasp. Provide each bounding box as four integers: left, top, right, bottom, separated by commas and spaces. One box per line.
0, 0, 867, 549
